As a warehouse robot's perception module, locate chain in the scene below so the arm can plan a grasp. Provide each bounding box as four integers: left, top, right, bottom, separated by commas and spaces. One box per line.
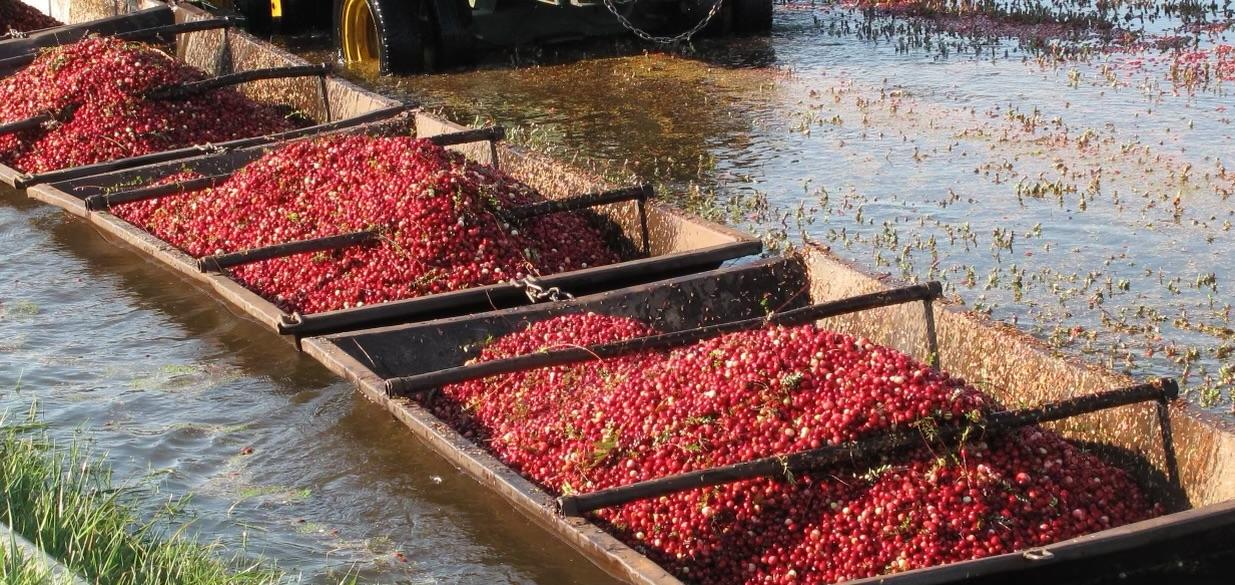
602, 0, 725, 45
191, 143, 227, 154
511, 277, 575, 303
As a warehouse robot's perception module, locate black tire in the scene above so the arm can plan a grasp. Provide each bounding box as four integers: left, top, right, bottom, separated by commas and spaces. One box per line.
429, 0, 476, 69
236, 0, 273, 36
277, 0, 334, 33
731, 0, 772, 33
333, 0, 432, 74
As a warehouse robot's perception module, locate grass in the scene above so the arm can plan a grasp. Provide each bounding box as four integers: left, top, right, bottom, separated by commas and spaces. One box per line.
0, 405, 306, 585
0, 542, 59, 585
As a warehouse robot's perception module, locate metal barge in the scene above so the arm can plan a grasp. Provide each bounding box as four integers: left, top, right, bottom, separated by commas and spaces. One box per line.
305, 253, 1235, 585
8, 1, 1235, 584
26, 110, 760, 340
0, 2, 408, 188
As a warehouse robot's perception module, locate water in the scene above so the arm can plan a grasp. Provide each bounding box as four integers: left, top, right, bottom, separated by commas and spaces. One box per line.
0, 186, 620, 583
2, 0, 1234, 582
299, 0, 1235, 415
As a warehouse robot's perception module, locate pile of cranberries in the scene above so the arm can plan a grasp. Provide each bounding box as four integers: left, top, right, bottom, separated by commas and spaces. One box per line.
430, 313, 1160, 584
112, 135, 622, 314
0, 36, 298, 173
1, 0, 60, 34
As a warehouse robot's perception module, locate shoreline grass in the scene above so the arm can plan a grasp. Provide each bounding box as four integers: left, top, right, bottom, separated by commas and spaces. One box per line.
1, 542, 58, 585
0, 406, 289, 585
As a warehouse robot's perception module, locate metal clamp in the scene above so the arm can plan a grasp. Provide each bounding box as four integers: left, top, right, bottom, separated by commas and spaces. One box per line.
1022, 548, 1055, 561
511, 277, 574, 303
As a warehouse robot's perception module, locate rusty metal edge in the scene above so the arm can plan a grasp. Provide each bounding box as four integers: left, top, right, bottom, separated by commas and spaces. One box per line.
81, 210, 287, 330
300, 334, 685, 585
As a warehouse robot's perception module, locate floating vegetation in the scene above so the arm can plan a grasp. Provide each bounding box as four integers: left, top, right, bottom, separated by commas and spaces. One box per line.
0, 300, 39, 319
396, 0, 1234, 414
128, 363, 242, 393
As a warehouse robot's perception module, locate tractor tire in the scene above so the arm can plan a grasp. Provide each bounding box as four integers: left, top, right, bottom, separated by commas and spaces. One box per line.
278, 0, 334, 34
236, 0, 273, 36
731, 0, 772, 33
428, 0, 476, 69
334, 0, 432, 74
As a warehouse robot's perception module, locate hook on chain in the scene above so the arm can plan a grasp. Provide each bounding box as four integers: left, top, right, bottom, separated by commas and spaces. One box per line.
511, 277, 575, 303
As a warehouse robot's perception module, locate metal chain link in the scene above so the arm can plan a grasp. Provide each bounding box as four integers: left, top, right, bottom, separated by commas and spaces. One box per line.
602, 0, 725, 45
511, 277, 575, 303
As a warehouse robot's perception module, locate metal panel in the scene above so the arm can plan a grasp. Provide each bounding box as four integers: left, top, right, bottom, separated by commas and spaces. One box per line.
306, 256, 1235, 585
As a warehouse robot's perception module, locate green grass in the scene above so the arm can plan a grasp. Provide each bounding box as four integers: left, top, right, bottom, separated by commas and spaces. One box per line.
0, 541, 58, 585
0, 406, 292, 585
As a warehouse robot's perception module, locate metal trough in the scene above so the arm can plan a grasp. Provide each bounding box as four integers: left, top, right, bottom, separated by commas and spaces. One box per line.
27, 111, 760, 341
302, 254, 1235, 585
0, 3, 408, 188
0, 5, 172, 66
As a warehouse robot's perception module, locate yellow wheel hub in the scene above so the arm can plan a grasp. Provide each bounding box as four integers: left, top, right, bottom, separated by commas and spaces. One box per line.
340, 0, 379, 64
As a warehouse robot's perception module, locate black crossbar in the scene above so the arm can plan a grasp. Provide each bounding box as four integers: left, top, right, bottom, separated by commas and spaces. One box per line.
384, 281, 943, 396
84, 174, 228, 211
0, 112, 51, 136
145, 64, 329, 101
558, 378, 1180, 515
505, 185, 653, 221
196, 230, 380, 272
115, 17, 243, 41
